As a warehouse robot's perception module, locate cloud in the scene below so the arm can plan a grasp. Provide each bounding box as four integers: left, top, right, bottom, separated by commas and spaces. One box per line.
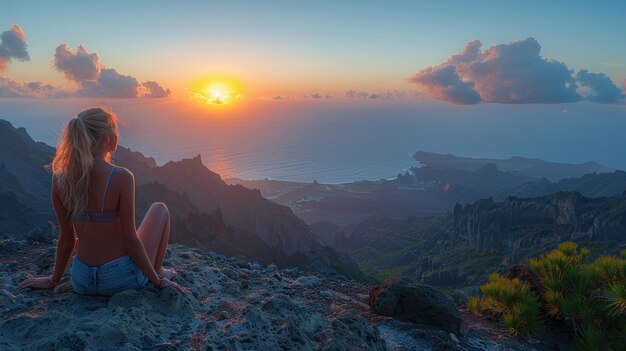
409, 38, 622, 104
446, 39, 482, 65
409, 65, 480, 104
52, 44, 169, 98
78, 68, 140, 98
0, 77, 69, 98
142, 81, 171, 98
0, 25, 29, 72
460, 38, 579, 103
346, 89, 369, 99
346, 89, 415, 100
52, 44, 101, 81
576, 69, 623, 103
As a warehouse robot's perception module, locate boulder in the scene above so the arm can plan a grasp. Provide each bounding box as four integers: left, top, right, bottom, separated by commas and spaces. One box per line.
368, 278, 461, 333
293, 275, 322, 287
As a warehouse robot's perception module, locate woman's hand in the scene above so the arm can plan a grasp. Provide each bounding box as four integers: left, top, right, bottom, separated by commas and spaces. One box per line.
18, 276, 57, 290
158, 277, 188, 294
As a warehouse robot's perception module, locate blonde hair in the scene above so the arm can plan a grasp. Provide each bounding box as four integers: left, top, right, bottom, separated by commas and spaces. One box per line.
51, 107, 119, 217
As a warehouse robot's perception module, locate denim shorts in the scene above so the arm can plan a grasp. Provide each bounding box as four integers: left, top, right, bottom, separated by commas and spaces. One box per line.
70, 255, 148, 296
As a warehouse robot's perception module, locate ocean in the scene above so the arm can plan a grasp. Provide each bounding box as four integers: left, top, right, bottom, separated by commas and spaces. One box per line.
1, 98, 625, 183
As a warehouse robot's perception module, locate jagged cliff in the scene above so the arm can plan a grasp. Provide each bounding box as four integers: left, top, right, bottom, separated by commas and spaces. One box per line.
454, 192, 626, 251
114, 147, 318, 256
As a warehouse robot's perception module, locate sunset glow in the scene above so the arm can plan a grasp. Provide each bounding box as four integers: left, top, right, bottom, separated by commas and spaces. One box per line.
188, 77, 244, 106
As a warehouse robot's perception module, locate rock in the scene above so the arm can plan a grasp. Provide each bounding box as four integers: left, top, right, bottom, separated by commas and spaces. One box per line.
264, 263, 277, 273
248, 262, 263, 270
319, 290, 334, 298
293, 275, 322, 287
0, 237, 29, 254
321, 312, 387, 351
234, 258, 248, 268
368, 279, 461, 333
26, 221, 57, 244
0, 289, 16, 307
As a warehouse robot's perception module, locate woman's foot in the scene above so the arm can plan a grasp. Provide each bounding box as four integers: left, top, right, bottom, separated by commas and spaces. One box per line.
159, 267, 178, 280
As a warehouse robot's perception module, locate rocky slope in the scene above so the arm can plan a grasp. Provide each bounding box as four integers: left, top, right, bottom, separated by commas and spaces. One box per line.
0, 237, 546, 351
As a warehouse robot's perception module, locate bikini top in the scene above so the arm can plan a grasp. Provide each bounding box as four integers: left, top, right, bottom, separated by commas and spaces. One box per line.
73, 166, 119, 223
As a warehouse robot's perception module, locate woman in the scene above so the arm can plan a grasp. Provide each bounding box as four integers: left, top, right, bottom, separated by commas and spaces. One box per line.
18, 107, 185, 295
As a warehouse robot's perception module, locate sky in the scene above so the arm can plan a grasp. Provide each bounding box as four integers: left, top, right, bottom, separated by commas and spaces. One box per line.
1, 0, 625, 100
1, 1, 626, 180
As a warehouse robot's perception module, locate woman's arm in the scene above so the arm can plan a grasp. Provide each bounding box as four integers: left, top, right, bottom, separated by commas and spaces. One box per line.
50, 181, 77, 283
18, 177, 76, 290
117, 168, 161, 285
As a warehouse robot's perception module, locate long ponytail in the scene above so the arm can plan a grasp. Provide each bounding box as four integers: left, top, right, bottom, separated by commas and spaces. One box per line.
51, 107, 118, 217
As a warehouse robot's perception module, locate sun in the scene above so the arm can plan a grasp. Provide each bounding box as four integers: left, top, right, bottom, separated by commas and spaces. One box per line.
189, 77, 244, 106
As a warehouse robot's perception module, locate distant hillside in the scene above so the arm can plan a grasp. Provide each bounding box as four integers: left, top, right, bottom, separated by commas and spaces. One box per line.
413, 151, 614, 181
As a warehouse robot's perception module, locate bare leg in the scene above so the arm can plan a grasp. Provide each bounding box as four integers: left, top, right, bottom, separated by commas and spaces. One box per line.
137, 202, 176, 279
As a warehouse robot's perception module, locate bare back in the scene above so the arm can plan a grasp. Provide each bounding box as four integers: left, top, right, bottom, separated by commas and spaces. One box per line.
56, 160, 130, 266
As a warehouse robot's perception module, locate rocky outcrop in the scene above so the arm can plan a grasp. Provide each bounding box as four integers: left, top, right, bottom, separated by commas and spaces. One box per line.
1, 238, 541, 350
453, 192, 626, 251
368, 279, 461, 333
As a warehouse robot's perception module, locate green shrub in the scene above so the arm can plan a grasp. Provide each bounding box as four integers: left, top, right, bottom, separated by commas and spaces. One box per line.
468, 242, 626, 350
503, 294, 542, 336
604, 282, 626, 317
467, 296, 484, 315
573, 325, 606, 351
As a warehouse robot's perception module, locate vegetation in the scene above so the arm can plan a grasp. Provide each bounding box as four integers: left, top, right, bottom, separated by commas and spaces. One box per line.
468, 242, 626, 350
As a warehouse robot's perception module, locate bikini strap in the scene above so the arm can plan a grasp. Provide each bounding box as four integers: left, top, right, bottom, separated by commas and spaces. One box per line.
101, 166, 118, 211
